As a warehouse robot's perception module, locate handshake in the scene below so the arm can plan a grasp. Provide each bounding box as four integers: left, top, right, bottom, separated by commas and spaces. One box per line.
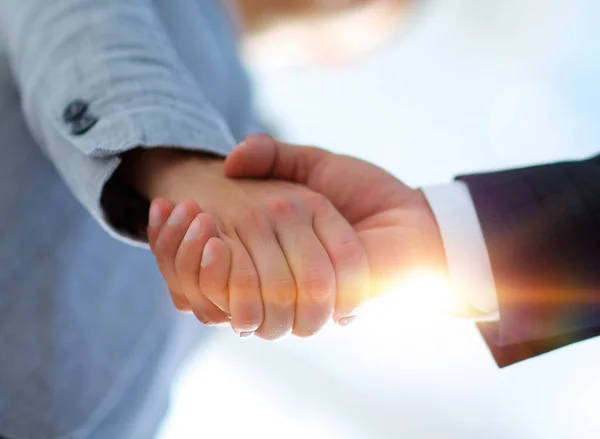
141, 135, 448, 340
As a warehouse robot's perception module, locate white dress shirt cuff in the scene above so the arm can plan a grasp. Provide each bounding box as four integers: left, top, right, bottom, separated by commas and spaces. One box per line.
422, 181, 498, 315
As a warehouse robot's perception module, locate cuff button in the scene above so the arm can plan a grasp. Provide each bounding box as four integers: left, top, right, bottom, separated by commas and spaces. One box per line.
70, 113, 98, 136
63, 100, 89, 122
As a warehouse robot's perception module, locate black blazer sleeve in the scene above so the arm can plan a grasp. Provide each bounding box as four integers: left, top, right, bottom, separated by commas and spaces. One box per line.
458, 154, 600, 367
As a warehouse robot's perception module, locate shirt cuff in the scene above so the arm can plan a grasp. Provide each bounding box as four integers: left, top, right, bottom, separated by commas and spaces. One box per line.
422, 181, 498, 315
43, 106, 236, 247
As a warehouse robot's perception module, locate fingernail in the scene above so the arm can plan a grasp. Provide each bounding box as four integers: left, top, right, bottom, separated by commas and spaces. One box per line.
148, 203, 164, 228
200, 242, 215, 267
338, 316, 357, 327
240, 331, 254, 339
168, 203, 187, 225
183, 217, 203, 241
236, 140, 247, 148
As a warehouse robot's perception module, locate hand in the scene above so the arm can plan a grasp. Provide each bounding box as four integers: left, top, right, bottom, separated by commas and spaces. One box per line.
224, 134, 448, 298
131, 149, 370, 340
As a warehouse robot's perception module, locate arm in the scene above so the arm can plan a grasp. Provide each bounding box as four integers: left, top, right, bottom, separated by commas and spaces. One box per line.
0, 2, 370, 341
221, 135, 600, 365
0, 0, 236, 243
455, 154, 600, 366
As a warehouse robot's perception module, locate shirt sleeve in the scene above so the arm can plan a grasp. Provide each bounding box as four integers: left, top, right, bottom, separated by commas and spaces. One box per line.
0, 0, 236, 245
422, 181, 499, 315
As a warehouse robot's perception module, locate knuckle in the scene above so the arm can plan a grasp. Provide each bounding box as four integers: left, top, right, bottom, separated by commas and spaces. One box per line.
266, 196, 300, 221
174, 251, 190, 276
201, 282, 227, 303
270, 278, 297, 307
302, 270, 334, 301
337, 238, 365, 266
230, 267, 260, 292
154, 237, 172, 255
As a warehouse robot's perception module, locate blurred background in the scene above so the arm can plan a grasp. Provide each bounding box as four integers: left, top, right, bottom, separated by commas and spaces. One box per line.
158, 1, 600, 438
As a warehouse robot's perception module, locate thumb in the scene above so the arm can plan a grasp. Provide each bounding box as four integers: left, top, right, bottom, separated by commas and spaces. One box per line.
224, 134, 330, 184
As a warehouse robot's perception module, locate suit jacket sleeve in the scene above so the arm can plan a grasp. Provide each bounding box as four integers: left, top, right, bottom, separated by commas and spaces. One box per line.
458, 154, 600, 366
0, 0, 236, 244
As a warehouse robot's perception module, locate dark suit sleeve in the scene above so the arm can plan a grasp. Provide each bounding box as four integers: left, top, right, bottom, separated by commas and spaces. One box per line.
457, 154, 600, 367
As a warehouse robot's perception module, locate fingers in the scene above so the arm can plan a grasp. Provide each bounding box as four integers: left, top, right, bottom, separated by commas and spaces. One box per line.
149, 199, 267, 334
153, 200, 202, 301
147, 198, 174, 249
149, 188, 366, 339
312, 196, 370, 323
148, 198, 190, 311
269, 200, 336, 337
150, 199, 228, 323
189, 286, 231, 326
234, 212, 296, 340
225, 237, 264, 337
224, 134, 330, 184
198, 237, 232, 315
174, 213, 225, 316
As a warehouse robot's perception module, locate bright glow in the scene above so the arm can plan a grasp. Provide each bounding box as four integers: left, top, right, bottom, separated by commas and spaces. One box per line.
363, 269, 485, 326
394, 270, 454, 312
371, 270, 456, 322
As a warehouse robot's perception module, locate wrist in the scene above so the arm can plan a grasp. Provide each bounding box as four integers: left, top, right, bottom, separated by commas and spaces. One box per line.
99, 148, 225, 241
116, 148, 225, 201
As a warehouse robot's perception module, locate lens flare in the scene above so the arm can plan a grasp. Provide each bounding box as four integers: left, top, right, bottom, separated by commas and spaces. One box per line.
365, 269, 479, 324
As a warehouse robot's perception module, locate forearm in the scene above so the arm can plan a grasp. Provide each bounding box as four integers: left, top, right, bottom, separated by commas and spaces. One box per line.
0, 0, 237, 244
458, 154, 600, 345
0, 0, 224, 146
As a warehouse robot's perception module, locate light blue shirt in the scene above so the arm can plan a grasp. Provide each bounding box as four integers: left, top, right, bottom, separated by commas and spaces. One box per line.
0, 1, 255, 437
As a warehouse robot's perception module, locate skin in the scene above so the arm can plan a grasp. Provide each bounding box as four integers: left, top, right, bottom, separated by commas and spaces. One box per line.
149, 134, 454, 339
224, 135, 449, 299
123, 148, 370, 340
